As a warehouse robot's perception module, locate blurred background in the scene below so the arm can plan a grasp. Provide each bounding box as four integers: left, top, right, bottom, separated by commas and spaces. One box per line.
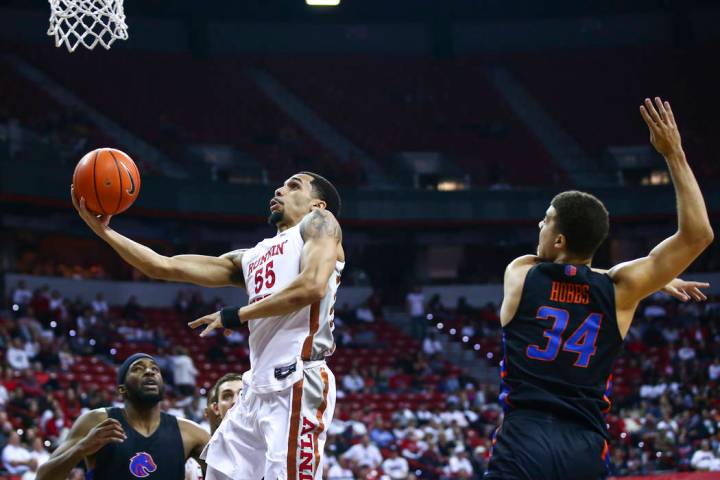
1, 0, 720, 478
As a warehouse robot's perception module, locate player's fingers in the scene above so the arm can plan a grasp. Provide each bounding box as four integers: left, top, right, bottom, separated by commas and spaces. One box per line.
100, 432, 127, 443
188, 316, 211, 329
98, 418, 122, 427
639, 105, 658, 130
654, 97, 668, 124
666, 287, 689, 302
644, 98, 662, 124
689, 288, 707, 301
70, 186, 80, 210
224, 329, 232, 337
200, 322, 218, 338
687, 281, 710, 289
101, 428, 127, 440
664, 101, 676, 126
78, 197, 93, 219
96, 423, 125, 436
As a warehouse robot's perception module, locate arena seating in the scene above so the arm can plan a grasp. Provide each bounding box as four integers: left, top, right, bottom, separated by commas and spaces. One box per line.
0, 59, 113, 158
264, 56, 562, 186
502, 48, 719, 180
3, 282, 720, 477
10, 46, 344, 184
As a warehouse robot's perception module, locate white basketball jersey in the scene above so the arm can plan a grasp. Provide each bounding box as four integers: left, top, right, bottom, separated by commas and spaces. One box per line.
241, 216, 343, 393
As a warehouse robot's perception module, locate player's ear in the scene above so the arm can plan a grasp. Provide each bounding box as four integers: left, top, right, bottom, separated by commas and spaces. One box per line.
554, 233, 566, 251
117, 385, 127, 397
313, 199, 327, 210
210, 402, 220, 415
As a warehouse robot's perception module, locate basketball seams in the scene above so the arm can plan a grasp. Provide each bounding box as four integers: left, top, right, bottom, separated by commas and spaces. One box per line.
108, 149, 124, 215
92, 149, 107, 215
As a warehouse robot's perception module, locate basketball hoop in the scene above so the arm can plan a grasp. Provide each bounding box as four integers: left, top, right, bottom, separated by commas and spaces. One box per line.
47, 0, 128, 52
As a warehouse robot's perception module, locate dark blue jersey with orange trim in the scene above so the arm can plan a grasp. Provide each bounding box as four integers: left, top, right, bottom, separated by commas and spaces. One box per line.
499, 262, 623, 439
86, 407, 185, 480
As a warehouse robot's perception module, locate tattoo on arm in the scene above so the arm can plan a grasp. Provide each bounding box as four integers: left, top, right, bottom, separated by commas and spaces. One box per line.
300, 210, 342, 243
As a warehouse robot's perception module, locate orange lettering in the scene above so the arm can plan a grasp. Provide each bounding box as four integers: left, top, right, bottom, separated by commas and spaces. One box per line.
550, 282, 560, 302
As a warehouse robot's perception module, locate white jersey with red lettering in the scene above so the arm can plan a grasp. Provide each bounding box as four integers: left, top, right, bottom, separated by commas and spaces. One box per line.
203, 213, 341, 480
240, 215, 343, 394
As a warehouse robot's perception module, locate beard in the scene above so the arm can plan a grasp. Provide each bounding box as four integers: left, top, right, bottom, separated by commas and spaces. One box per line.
126, 383, 164, 408
268, 210, 284, 226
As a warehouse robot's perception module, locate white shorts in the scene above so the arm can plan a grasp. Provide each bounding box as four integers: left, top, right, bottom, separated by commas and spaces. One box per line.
204, 363, 336, 480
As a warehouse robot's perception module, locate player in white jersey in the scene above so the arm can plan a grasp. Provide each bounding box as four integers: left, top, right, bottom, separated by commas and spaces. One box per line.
72, 171, 344, 479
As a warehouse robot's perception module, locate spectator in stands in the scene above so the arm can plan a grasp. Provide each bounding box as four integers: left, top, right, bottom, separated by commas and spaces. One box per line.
7, 337, 32, 371
12, 280, 33, 312
382, 445, 409, 479
341, 434, 382, 469
2, 431, 34, 475
91, 293, 109, 316
172, 346, 198, 396
48, 290, 64, 317
25, 437, 51, 480
691, 439, 720, 471
75, 307, 97, 335
122, 295, 144, 321
342, 368, 364, 393
422, 332, 442, 356
369, 418, 394, 448
709, 356, 720, 381
456, 297, 475, 317
0, 381, 8, 407
57, 344, 74, 371
406, 286, 426, 340
345, 411, 369, 437
355, 302, 375, 323
677, 338, 696, 362
427, 294, 446, 316
447, 449, 473, 478
327, 456, 354, 479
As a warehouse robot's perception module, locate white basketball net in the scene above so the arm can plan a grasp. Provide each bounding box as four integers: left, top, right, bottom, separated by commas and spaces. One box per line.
47, 0, 129, 52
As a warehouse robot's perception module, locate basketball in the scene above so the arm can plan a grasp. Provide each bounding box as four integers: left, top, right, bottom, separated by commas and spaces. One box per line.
72, 148, 141, 216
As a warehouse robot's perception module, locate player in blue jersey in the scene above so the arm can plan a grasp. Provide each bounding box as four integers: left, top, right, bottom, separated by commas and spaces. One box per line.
485, 98, 714, 479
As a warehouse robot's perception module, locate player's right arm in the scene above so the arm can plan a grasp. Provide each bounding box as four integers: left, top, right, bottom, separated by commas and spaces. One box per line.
500, 255, 538, 327
37, 410, 125, 480
71, 187, 245, 288
609, 98, 714, 326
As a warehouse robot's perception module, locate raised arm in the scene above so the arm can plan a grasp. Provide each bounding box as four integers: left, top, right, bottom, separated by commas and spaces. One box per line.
71, 187, 245, 288
609, 98, 714, 312
190, 209, 341, 336
37, 410, 125, 480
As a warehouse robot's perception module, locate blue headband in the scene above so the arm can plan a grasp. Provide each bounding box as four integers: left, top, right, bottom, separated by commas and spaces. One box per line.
117, 353, 156, 385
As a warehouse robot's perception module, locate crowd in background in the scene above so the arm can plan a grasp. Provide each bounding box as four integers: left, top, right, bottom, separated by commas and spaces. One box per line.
1, 280, 720, 478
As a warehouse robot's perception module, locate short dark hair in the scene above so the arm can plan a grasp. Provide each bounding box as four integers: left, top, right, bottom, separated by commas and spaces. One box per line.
301, 171, 341, 218
551, 191, 609, 258
208, 373, 243, 404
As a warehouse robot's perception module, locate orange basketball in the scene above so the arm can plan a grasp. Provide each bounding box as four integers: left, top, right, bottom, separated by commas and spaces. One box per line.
72, 148, 141, 216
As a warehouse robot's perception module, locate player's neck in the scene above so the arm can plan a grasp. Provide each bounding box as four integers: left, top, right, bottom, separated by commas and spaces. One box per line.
276, 221, 299, 233
125, 403, 162, 431
554, 252, 592, 266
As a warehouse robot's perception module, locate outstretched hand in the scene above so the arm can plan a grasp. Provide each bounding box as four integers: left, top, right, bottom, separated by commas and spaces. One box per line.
70, 185, 113, 236
188, 311, 233, 338
639, 97, 683, 158
662, 278, 710, 302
